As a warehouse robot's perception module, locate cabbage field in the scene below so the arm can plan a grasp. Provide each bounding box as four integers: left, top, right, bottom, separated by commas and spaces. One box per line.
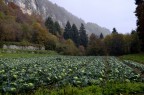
0, 56, 144, 93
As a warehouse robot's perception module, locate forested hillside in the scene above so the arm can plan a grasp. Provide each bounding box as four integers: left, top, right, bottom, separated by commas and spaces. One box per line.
0, 0, 143, 56
4, 0, 110, 36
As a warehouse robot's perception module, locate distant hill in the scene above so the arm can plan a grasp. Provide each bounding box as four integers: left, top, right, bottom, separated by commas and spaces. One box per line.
4, 0, 110, 36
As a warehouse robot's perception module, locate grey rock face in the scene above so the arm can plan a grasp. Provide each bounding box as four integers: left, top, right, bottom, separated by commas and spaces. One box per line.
5, 0, 110, 36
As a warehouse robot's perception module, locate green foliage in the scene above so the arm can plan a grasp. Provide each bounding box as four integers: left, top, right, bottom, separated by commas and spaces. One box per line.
0, 42, 3, 48
0, 49, 58, 58
32, 23, 48, 44
87, 33, 106, 56
0, 12, 4, 19
34, 83, 143, 95
63, 21, 72, 40
130, 32, 141, 53
2, 83, 144, 95
104, 34, 126, 55
104, 32, 141, 56
63, 22, 80, 47
44, 34, 58, 50
45, 17, 55, 34
0, 55, 144, 94
45, 17, 62, 36
79, 23, 88, 48
54, 21, 62, 35
21, 23, 33, 42
120, 53, 144, 64
0, 56, 144, 94
100, 33, 104, 39
135, 0, 144, 51
112, 28, 118, 34
63, 39, 79, 55
71, 24, 79, 46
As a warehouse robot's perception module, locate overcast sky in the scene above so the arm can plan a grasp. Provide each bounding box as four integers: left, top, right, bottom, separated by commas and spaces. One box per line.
49, 0, 136, 34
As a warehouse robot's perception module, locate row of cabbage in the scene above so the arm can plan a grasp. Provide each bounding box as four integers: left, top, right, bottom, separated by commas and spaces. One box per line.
107, 57, 142, 82
124, 60, 144, 73
0, 56, 143, 93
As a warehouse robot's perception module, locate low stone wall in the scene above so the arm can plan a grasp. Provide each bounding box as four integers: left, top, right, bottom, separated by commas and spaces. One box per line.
3, 44, 45, 50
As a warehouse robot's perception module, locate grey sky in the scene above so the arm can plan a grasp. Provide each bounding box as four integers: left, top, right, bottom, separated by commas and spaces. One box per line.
49, 0, 136, 34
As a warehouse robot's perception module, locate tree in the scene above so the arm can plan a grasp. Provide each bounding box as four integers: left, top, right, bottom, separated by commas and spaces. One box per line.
112, 28, 118, 34
44, 33, 58, 50
131, 30, 136, 35
54, 21, 61, 35
130, 32, 141, 53
123, 34, 131, 54
32, 23, 48, 44
79, 23, 88, 48
45, 17, 55, 35
135, 0, 144, 51
104, 34, 125, 56
0, 17, 22, 42
63, 21, 72, 40
100, 33, 104, 39
87, 33, 106, 56
71, 24, 79, 46
21, 23, 32, 42
63, 39, 79, 55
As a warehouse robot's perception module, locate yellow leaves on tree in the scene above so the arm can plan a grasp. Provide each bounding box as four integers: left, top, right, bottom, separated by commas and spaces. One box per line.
32, 23, 48, 44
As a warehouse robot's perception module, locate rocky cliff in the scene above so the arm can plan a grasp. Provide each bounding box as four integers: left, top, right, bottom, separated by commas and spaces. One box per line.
4, 0, 110, 36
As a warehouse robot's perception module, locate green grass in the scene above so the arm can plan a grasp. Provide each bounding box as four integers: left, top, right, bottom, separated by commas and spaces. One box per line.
120, 53, 144, 64
0, 49, 58, 58
0, 53, 55, 58
2, 83, 144, 95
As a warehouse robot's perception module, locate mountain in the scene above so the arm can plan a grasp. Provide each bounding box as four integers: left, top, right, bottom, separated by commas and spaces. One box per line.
4, 0, 110, 36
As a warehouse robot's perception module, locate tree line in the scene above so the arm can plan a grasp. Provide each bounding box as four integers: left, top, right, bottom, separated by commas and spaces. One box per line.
45, 16, 141, 56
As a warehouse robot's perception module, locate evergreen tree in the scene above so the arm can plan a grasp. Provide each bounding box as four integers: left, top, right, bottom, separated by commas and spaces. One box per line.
63, 21, 72, 40
79, 23, 88, 48
112, 28, 118, 34
131, 30, 136, 35
45, 17, 55, 35
71, 24, 79, 46
54, 21, 61, 35
135, 0, 144, 51
100, 33, 104, 39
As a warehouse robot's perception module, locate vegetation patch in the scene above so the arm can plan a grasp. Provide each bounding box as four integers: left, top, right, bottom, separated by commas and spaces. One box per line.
120, 53, 144, 64
0, 56, 144, 94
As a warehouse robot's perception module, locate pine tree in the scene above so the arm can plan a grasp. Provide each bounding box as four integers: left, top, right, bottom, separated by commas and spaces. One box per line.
63, 21, 72, 40
100, 33, 104, 39
112, 28, 118, 34
71, 24, 79, 46
45, 17, 55, 35
54, 21, 61, 35
131, 30, 136, 35
79, 23, 88, 48
135, 0, 144, 51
